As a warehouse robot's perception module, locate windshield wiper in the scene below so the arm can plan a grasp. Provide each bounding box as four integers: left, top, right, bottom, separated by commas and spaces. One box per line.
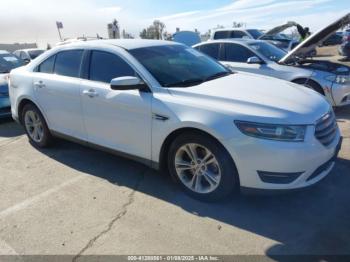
164, 78, 204, 87
205, 71, 232, 81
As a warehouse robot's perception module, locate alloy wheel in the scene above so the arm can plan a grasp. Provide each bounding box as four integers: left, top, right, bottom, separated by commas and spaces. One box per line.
174, 143, 221, 194
24, 110, 44, 143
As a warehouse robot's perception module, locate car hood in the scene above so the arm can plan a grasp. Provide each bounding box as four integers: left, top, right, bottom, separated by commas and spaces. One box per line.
280, 13, 350, 64
167, 73, 330, 124
259, 22, 295, 39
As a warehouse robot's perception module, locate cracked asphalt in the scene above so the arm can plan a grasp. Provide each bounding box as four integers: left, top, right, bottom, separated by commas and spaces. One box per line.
0, 105, 349, 260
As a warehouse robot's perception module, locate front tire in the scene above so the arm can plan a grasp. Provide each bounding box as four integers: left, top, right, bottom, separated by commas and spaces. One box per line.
167, 132, 239, 201
22, 103, 53, 148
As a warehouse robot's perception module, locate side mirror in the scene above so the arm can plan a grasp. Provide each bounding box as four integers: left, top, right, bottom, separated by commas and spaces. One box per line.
110, 76, 149, 91
23, 58, 31, 65
247, 56, 263, 64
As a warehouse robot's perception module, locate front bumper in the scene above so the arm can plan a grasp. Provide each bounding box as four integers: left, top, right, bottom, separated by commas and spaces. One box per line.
223, 126, 342, 191
0, 96, 11, 118
331, 82, 350, 106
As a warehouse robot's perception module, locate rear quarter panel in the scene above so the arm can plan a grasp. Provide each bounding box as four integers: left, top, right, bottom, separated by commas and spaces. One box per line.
9, 67, 37, 121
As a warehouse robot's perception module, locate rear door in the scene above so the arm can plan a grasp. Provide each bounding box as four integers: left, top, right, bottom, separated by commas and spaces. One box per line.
33, 50, 86, 139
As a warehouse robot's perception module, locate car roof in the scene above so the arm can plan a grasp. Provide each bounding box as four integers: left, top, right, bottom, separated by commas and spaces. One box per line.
212, 28, 258, 33
17, 48, 45, 52
213, 27, 259, 33
61, 39, 181, 50
0, 50, 10, 54
194, 38, 263, 46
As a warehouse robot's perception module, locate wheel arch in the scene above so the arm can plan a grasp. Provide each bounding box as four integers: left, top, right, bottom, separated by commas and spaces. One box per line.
158, 127, 236, 174
17, 98, 48, 126
291, 78, 325, 96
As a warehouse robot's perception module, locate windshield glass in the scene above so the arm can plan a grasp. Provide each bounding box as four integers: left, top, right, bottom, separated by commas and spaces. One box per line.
28, 50, 45, 59
129, 45, 231, 87
0, 53, 24, 73
249, 42, 287, 62
247, 29, 263, 39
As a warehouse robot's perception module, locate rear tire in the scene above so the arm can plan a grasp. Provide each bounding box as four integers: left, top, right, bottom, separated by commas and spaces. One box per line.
167, 132, 239, 201
22, 103, 53, 148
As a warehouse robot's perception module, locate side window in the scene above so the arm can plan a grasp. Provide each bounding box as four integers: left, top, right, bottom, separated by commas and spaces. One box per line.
232, 31, 247, 38
196, 44, 220, 60
54, 50, 83, 78
89, 51, 135, 83
37, 55, 56, 73
214, 31, 230, 40
20, 52, 27, 60
223, 43, 255, 62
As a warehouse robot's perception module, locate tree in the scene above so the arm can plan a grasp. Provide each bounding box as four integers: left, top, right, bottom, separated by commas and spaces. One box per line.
232, 22, 246, 28
215, 24, 224, 29
139, 20, 166, 39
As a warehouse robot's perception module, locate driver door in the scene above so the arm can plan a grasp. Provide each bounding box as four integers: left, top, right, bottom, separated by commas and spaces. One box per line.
80, 50, 152, 160
220, 43, 270, 75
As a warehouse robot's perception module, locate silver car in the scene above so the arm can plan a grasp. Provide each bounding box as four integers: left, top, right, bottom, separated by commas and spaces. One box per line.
195, 13, 350, 107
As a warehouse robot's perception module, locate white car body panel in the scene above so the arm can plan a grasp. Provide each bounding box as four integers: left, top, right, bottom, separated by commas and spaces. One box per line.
32, 73, 86, 139
9, 40, 341, 192
80, 79, 152, 160
194, 39, 350, 107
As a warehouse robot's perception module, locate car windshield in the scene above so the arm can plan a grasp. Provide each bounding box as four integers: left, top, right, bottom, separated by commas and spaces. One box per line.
28, 50, 44, 59
0, 53, 24, 73
129, 45, 231, 87
249, 42, 287, 62
247, 29, 263, 39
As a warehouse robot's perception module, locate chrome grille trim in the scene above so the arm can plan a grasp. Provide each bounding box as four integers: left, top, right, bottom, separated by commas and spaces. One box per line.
315, 111, 338, 146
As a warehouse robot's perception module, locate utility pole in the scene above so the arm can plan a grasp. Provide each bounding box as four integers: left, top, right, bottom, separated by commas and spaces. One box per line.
56, 21, 63, 41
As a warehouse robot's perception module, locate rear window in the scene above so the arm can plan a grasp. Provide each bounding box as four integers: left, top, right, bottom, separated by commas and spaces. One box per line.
54, 50, 83, 78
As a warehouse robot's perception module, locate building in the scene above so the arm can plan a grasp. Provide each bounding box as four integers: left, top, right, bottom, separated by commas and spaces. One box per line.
0, 43, 37, 52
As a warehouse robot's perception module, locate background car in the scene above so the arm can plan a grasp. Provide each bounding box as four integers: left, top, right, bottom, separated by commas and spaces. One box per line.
339, 41, 350, 58
172, 31, 201, 46
0, 50, 24, 118
210, 28, 264, 40
339, 29, 350, 58
321, 32, 343, 46
13, 48, 45, 64
195, 13, 350, 107
9, 40, 341, 200
210, 24, 316, 55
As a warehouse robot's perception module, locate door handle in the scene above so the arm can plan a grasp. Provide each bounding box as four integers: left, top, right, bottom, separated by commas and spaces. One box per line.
83, 89, 99, 98
34, 81, 45, 88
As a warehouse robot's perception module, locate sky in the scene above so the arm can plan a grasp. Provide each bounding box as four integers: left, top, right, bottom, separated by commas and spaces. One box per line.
0, 0, 349, 47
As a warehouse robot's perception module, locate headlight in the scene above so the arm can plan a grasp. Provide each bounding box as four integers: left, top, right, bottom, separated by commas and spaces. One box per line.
335, 75, 350, 85
235, 121, 306, 142
326, 75, 350, 85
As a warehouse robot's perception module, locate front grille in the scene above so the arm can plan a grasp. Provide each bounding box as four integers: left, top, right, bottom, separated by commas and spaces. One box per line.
315, 111, 337, 146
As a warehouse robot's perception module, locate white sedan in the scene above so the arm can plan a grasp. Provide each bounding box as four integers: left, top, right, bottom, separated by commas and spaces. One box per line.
9, 39, 341, 201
